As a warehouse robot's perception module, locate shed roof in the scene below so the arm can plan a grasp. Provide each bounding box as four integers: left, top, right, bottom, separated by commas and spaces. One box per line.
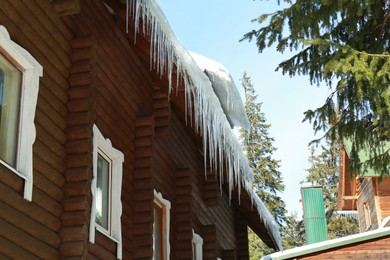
343, 138, 390, 177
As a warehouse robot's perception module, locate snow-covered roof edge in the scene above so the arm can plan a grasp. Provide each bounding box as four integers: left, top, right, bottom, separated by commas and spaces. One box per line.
188, 51, 250, 129
262, 226, 390, 260
127, 0, 282, 250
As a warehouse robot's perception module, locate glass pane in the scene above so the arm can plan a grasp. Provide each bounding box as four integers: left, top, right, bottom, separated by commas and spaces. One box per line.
96, 153, 110, 230
0, 69, 3, 107
0, 54, 21, 167
153, 206, 162, 260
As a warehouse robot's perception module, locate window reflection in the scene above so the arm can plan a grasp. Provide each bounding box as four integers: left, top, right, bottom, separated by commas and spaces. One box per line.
0, 54, 21, 167
96, 153, 110, 231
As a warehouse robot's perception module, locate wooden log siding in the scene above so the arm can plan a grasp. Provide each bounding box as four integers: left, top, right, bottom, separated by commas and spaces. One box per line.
153, 87, 171, 137
173, 168, 193, 259
132, 117, 155, 259
357, 178, 379, 231
374, 178, 390, 225
0, 0, 72, 258
222, 249, 236, 260
204, 170, 221, 207
60, 36, 97, 259
236, 212, 250, 259
202, 224, 218, 260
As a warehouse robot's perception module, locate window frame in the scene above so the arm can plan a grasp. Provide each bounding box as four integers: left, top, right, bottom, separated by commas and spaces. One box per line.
0, 25, 42, 201
153, 190, 171, 260
95, 150, 113, 235
192, 230, 203, 260
90, 125, 124, 259
0, 53, 22, 168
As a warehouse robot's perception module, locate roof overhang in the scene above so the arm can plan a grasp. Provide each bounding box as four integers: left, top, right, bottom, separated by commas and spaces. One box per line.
101, 0, 282, 250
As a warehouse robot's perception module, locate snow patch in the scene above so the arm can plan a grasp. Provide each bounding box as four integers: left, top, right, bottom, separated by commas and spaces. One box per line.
189, 51, 250, 129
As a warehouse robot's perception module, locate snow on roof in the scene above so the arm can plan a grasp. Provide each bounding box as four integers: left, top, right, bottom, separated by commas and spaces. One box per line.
127, 0, 282, 250
262, 226, 390, 260
189, 51, 250, 129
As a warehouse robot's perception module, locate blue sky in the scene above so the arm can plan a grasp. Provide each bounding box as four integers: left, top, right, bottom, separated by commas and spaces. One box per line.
159, 0, 330, 216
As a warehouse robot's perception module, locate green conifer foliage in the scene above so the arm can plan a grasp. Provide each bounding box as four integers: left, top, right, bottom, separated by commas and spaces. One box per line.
240, 72, 287, 226
281, 214, 305, 250
243, 0, 390, 176
303, 141, 359, 239
239, 72, 287, 258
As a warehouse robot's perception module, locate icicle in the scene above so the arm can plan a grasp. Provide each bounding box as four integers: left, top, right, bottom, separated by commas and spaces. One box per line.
126, 0, 282, 250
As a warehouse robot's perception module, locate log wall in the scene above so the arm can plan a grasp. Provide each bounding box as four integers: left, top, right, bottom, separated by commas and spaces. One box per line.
0, 0, 72, 258
374, 178, 390, 225
0, 0, 255, 259
357, 178, 378, 231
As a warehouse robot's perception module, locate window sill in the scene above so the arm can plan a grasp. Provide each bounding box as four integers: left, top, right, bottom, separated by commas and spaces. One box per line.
96, 226, 120, 244
0, 159, 26, 181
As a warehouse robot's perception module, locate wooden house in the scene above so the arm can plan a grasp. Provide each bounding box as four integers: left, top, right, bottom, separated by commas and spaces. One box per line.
339, 141, 390, 231
262, 227, 390, 260
0, 0, 281, 259
262, 141, 390, 260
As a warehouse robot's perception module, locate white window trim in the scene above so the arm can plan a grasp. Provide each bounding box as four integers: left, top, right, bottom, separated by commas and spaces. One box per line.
90, 125, 124, 259
0, 25, 42, 201
192, 230, 203, 260
154, 189, 171, 260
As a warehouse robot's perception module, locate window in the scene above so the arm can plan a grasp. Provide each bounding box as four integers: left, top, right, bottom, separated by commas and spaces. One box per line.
0, 26, 42, 201
363, 202, 372, 229
192, 230, 203, 260
96, 152, 111, 232
153, 190, 171, 260
90, 125, 124, 259
0, 54, 21, 167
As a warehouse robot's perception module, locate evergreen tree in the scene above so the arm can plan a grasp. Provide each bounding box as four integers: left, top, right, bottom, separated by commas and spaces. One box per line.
243, 0, 390, 177
240, 72, 286, 225
239, 72, 287, 258
303, 141, 359, 239
281, 214, 305, 250
248, 227, 275, 258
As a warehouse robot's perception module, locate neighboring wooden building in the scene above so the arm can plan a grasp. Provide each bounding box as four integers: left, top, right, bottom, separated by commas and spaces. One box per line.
262, 142, 390, 259
339, 142, 390, 231
0, 0, 281, 259
262, 227, 390, 260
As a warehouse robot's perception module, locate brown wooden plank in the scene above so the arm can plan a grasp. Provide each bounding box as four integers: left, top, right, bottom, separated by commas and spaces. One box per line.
60, 225, 88, 243
0, 201, 61, 248
33, 154, 65, 188
33, 170, 64, 202
0, 218, 59, 259
32, 0, 73, 43
0, 235, 40, 260
60, 241, 86, 257
6, 0, 71, 76
0, 182, 62, 231
37, 87, 68, 126
34, 139, 66, 173
0, 5, 69, 89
